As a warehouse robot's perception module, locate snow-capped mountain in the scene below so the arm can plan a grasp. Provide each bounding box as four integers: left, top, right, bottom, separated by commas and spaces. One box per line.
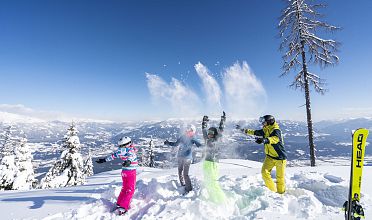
1, 115, 372, 178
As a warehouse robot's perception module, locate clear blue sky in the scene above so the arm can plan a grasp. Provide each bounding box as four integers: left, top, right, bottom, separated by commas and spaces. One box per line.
0, 0, 371, 121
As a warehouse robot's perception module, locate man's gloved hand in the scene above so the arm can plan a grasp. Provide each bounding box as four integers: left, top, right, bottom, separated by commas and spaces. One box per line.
202, 115, 209, 129
255, 137, 269, 144
122, 160, 131, 167
96, 158, 106, 164
164, 140, 170, 145
235, 124, 245, 132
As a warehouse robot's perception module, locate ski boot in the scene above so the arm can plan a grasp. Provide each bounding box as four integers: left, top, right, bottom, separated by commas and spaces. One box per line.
111, 204, 127, 215
182, 189, 192, 196
117, 207, 127, 216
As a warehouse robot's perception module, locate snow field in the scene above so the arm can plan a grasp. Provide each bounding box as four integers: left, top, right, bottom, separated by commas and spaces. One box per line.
54, 159, 371, 220
1, 159, 371, 219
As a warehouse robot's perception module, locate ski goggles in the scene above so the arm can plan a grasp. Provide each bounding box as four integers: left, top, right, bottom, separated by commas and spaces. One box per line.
207, 130, 216, 137
259, 116, 265, 124
119, 142, 132, 147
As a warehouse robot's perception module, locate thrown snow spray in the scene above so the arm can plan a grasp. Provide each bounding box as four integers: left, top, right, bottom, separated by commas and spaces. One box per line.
194, 62, 222, 114
146, 61, 267, 118
222, 61, 267, 118
146, 73, 201, 117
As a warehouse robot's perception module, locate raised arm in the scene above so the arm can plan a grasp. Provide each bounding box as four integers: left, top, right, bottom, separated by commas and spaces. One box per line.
246, 129, 264, 137
201, 115, 209, 141
218, 111, 226, 133
235, 125, 264, 137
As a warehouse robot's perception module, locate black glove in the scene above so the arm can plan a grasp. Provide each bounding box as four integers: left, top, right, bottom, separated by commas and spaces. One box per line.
122, 160, 131, 167
164, 140, 170, 145
202, 115, 209, 129
221, 111, 226, 121
96, 158, 106, 164
255, 137, 269, 144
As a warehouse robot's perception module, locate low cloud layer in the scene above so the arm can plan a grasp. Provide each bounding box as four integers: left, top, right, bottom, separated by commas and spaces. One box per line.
0, 104, 112, 123
0, 104, 65, 121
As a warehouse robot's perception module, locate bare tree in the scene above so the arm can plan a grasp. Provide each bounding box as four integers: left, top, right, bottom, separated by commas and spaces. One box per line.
83, 146, 94, 177
279, 0, 340, 166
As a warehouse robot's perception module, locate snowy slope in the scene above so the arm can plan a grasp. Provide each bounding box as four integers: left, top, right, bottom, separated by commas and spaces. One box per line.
1, 159, 371, 220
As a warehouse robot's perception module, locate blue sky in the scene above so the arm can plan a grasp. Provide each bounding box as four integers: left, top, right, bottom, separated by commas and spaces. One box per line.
0, 0, 371, 121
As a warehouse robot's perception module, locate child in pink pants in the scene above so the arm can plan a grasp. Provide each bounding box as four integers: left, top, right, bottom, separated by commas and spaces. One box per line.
117, 169, 136, 210
96, 136, 138, 214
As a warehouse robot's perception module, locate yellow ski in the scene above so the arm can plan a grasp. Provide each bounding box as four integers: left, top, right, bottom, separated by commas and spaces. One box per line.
351, 128, 369, 198
347, 128, 369, 220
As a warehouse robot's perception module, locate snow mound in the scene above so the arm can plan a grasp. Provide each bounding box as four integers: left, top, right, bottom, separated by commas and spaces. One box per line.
63, 165, 352, 219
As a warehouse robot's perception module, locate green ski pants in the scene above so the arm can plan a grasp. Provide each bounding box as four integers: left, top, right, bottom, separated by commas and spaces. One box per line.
203, 160, 226, 204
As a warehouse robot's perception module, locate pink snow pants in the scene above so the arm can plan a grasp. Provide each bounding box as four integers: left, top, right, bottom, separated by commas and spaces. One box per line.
117, 169, 136, 210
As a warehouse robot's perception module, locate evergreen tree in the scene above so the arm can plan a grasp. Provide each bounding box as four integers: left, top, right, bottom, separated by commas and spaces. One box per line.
61, 122, 79, 151
0, 126, 15, 160
40, 123, 85, 188
0, 155, 17, 190
13, 136, 37, 190
0, 126, 17, 190
278, 0, 340, 166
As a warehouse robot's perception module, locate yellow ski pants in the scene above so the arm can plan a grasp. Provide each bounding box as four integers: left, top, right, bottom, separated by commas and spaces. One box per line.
261, 156, 286, 194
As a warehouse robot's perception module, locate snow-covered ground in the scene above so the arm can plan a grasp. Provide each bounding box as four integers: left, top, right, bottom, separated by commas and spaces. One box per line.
1, 159, 370, 220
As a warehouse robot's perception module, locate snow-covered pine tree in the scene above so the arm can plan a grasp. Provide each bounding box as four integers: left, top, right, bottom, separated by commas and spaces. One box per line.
40, 123, 86, 188
13, 135, 37, 190
278, 0, 340, 166
0, 156, 16, 190
83, 146, 94, 177
0, 126, 17, 190
61, 121, 79, 151
0, 126, 15, 160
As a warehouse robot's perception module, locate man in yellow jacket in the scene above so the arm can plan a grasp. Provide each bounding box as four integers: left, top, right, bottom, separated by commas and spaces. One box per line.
236, 115, 287, 194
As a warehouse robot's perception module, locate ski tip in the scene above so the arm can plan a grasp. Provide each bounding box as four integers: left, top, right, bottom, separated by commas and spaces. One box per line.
352, 128, 370, 135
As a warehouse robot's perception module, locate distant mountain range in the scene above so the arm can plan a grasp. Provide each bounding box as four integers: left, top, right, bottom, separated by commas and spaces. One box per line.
1, 111, 371, 176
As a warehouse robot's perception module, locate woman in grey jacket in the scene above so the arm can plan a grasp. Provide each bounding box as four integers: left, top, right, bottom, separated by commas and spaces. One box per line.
164, 125, 202, 194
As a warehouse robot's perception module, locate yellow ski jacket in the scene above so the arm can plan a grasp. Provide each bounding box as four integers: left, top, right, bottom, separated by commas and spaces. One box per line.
245, 122, 287, 160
